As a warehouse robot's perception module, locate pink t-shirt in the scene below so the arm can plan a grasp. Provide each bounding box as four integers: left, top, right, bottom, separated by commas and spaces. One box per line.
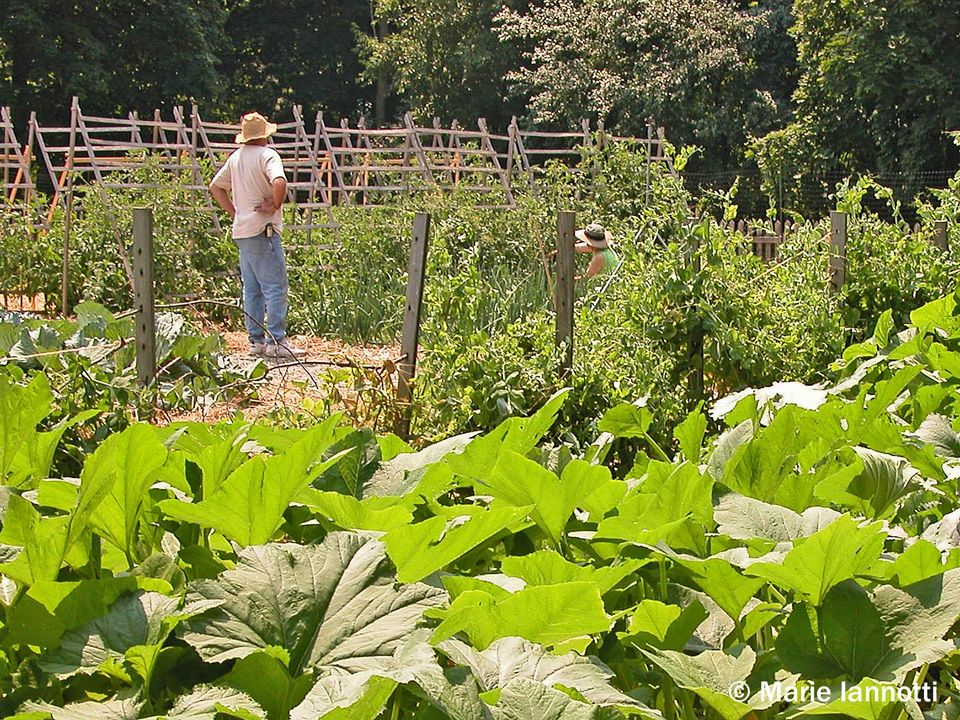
211, 144, 286, 239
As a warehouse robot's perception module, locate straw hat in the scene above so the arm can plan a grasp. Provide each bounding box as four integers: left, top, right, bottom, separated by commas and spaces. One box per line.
235, 112, 277, 144
575, 222, 613, 248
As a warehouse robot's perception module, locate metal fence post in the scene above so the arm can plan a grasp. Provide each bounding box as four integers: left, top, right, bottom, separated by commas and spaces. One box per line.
829, 211, 847, 292
132, 207, 156, 386
933, 220, 949, 253
395, 212, 430, 438
555, 211, 576, 378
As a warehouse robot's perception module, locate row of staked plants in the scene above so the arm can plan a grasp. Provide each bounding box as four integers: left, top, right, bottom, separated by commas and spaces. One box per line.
4, 286, 960, 718
1, 142, 959, 443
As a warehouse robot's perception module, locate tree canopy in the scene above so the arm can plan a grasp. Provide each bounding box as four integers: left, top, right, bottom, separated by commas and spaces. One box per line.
1, 0, 958, 209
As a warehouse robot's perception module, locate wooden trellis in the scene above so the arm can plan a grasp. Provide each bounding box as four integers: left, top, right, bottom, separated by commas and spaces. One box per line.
8, 100, 672, 222
0, 107, 34, 207
3, 100, 673, 307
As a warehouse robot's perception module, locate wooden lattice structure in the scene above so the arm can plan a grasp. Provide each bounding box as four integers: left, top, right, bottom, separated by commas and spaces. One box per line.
3, 99, 672, 306
0, 107, 34, 206
9, 99, 670, 220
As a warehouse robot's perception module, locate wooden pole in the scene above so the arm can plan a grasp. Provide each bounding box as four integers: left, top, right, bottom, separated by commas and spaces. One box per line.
555, 211, 576, 379
395, 212, 431, 438
686, 221, 704, 403
133, 207, 156, 386
829, 211, 847, 292
61, 99, 78, 315
933, 220, 949, 253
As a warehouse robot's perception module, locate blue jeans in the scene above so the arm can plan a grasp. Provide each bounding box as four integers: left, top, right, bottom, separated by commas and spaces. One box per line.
235, 230, 289, 345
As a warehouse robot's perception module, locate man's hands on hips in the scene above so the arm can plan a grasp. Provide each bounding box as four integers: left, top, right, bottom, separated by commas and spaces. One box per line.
255, 198, 278, 214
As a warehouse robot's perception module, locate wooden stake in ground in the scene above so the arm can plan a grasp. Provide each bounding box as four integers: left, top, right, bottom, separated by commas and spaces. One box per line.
395, 212, 430, 438
133, 207, 156, 386
829, 211, 847, 292
555, 211, 575, 379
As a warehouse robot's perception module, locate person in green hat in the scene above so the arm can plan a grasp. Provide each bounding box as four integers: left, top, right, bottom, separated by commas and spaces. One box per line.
573, 223, 618, 280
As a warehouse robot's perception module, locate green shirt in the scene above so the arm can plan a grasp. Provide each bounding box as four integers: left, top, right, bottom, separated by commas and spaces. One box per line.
597, 247, 619, 274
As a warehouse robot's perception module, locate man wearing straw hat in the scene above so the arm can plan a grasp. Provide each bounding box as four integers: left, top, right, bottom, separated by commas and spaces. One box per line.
209, 111, 306, 358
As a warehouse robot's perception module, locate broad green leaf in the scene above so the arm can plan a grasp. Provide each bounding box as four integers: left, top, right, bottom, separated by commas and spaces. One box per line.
481, 454, 610, 546
221, 651, 314, 720
776, 580, 887, 681
297, 488, 412, 531
873, 309, 894, 347
596, 461, 711, 542
376, 434, 413, 461
292, 631, 489, 720
145, 685, 266, 719
598, 400, 652, 438
0, 374, 54, 485
745, 515, 885, 604
619, 599, 708, 651
706, 421, 753, 481
174, 421, 253, 500
714, 494, 840, 542
642, 647, 757, 720
41, 591, 213, 679
8, 423, 69, 491
364, 431, 476, 499
82, 424, 168, 560
430, 582, 609, 649
19, 697, 142, 719
180, 533, 445, 675
499, 551, 643, 595
921, 509, 960, 550
717, 406, 830, 507
0, 494, 69, 585
5, 576, 170, 648
161, 420, 344, 545
789, 679, 904, 720
651, 547, 765, 623
489, 678, 595, 720
909, 414, 960, 458
871, 567, 960, 680
674, 408, 708, 462
439, 636, 647, 712
500, 388, 569, 450
869, 539, 947, 586
444, 390, 569, 485
384, 505, 530, 583
846, 446, 922, 518
291, 673, 396, 720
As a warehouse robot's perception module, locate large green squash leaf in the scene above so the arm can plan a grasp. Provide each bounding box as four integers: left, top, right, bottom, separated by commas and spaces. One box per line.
179, 533, 445, 676
499, 551, 643, 595
41, 591, 217, 679
439, 636, 650, 714
0, 374, 55, 487
160, 419, 344, 546
291, 632, 488, 720
745, 514, 885, 604
429, 582, 609, 650
714, 494, 839, 542
776, 580, 888, 680
384, 505, 530, 583
363, 431, 477, 499
488, 678, 596, 720
642, 647, 763, 720
5, 577, 170, 648
479, 454, 612, 546
82, 424, 168, 560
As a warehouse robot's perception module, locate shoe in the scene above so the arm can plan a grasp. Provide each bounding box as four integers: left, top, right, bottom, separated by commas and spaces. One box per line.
266, 339, 307, 358
248, 342, 267, 357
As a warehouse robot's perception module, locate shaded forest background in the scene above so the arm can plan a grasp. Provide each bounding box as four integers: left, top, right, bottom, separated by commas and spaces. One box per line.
1, 0, 959, 215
